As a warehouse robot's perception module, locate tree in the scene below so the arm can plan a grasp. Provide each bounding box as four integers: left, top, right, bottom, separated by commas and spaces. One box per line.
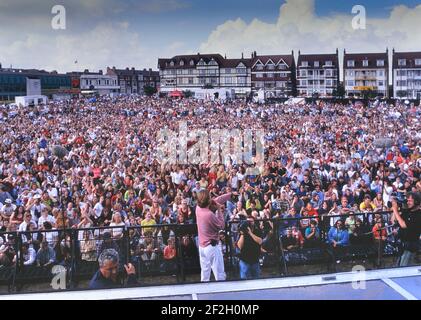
333, 84, 345, 98
143, 86, 157, 96
182, 90, 194, 98
396, 90, 407, 98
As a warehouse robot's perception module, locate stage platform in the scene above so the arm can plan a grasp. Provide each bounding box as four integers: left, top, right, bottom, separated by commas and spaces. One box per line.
2, 266, 420, 300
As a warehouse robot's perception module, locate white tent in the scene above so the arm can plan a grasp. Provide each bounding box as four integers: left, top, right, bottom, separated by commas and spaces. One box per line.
15, 95, 47, 107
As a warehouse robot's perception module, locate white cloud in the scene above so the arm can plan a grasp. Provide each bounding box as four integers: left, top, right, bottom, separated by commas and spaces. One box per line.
0, 22, 148, 72
200, 0, 421, 57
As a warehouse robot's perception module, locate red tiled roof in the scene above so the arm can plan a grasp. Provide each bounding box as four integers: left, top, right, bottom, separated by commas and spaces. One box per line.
297, 53, 339, 68
344, 52, 389, 69
392, 51, 421, 69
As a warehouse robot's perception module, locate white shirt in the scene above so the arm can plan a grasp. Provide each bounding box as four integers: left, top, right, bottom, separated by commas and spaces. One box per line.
110, 222, 125, 238
0, 204, 16, 217
171, 171, 183, 185
38, 215, 56, 227
22, 248, 37, 266
18, 220, 38, 232
94, 202, 104, 218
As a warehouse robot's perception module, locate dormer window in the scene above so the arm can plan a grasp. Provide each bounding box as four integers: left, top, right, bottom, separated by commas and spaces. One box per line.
363, 60, 369, 67
170, 61, 174, 67
180, 60, 184, 66
377, 60, 384, 67
190, 60, 194, 66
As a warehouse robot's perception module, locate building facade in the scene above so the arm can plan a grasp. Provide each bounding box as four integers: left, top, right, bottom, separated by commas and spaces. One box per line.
0, 63, 71, 101
158, 53, 252, 97
106, 67, 159, 95
251, 51, 296, 98
296, 50, 339, 97
392, 50, 421, 99
343, 50, 389, 98
80, 73, 120, 95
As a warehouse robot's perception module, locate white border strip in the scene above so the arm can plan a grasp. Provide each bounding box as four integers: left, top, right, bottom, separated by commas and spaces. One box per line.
1, 266, 420, 300
382, 278, 417, 300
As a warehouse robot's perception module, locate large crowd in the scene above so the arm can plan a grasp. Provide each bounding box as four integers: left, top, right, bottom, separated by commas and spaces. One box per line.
0, 95, 420, 272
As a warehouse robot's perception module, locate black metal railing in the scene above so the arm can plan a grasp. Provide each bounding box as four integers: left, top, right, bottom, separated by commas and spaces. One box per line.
0, 210, 419, 294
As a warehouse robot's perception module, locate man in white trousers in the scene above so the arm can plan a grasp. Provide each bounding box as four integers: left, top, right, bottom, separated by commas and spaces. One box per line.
195, 189, 232, 282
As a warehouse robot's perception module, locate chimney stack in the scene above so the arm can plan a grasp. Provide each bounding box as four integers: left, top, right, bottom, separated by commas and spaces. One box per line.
99, 70, 103, 75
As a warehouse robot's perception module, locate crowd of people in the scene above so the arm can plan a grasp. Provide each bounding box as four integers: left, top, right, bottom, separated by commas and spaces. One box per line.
0, 95, 419, 280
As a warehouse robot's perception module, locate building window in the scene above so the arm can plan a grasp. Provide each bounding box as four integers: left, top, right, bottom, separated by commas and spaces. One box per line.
256, 65, 264, 71
300, 80, 307, 86
363, 60, 369, 67
237, 68, 246, 74
267, 64, 275, 70
170, 61, 174, 66
346, 80, 355, 86
415, 59, 421, 66
378, 81, 384, 87
226, 68, 231, 74
398, 59, 406, 66
314, 61, 319, 67
326, 80, 332, 86
267, 73, 274, 78
347, 60, 355, 67
225, 77, 233, 84
180, 60, 184, 66
325, 70, 332, 77
299, 70, 307, 77
238, 77, 246, 85
301, 61, 308, 67
325, 61, 332, 66
256, 73, 263, 78
190, 60, 194, 66
377, 70, 384, 77
188, 78, 193, 84
397, 80, 407, 86
377, 60, 384, 67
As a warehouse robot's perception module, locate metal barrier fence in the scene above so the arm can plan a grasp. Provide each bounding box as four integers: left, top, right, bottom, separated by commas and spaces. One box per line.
0, 210, 418, 293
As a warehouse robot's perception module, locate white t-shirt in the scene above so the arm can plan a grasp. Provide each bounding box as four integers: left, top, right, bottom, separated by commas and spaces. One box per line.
94, 202, 104, 218
110, 222, 125, 238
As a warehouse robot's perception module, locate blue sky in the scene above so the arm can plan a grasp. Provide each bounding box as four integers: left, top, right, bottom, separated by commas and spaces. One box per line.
1, 0, 421, 72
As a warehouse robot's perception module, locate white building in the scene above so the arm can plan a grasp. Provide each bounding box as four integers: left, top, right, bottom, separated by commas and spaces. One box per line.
392, 50, 421, 100
343, 50, 389, 98
80, 74, 120, 95
158, 53, 252, 98
296, 50, 339, 97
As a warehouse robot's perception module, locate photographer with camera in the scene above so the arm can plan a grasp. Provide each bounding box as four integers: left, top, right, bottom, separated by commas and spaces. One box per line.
236, 216, 263, 280
391, 192, 421, 267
